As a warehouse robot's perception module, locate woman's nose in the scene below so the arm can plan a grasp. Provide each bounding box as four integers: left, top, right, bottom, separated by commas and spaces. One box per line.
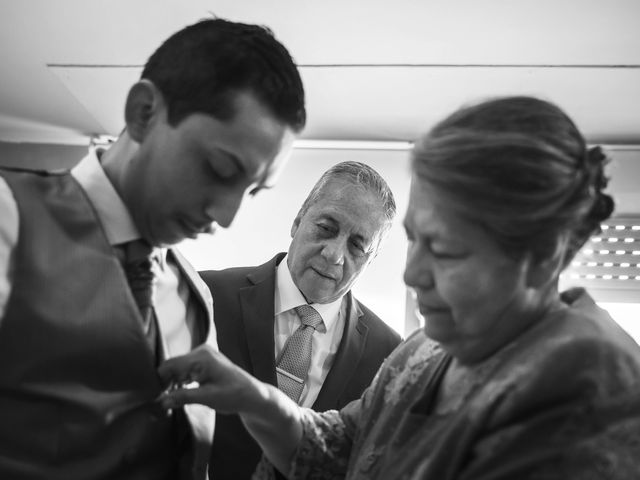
403, 244, 433, 288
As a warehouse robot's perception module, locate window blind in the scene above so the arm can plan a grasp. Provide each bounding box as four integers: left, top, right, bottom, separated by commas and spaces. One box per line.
560, 216, 640, 303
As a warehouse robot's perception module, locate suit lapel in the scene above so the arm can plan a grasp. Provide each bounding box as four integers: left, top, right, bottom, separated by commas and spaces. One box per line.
313, 292, 368, 411
167, 248, 215, 345
239, 254, 284, 386
165, 248, 215, 480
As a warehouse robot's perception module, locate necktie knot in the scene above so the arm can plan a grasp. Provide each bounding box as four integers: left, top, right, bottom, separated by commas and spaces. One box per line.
294, 304, 323, 330
124, 239, 154, 263
122, 240, 155, 309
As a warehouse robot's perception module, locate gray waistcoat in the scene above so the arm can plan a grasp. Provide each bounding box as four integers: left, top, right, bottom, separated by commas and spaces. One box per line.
0, 168, 190, 480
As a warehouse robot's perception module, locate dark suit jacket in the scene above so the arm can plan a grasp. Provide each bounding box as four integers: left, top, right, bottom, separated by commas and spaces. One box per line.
200, 253, 402, 479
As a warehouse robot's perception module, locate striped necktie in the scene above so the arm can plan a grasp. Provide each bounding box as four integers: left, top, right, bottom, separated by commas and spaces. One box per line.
121, 239, 160, 364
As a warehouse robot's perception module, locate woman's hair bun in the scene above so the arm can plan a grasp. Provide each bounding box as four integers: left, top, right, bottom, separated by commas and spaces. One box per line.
586, 146, 609, 191
585, 145, 614, 224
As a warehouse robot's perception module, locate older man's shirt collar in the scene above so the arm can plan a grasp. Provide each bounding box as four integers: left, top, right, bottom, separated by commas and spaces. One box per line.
274, 254, 342, 331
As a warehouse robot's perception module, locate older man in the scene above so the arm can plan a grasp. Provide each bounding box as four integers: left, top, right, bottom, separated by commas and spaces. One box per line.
200, 161, 402, 479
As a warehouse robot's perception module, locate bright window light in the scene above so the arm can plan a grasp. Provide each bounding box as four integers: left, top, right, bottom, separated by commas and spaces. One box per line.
600, 303, 640, 345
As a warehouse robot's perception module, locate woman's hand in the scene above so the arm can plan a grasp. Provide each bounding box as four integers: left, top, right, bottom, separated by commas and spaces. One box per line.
157, 344, 268, 414
157, 344, 304, 474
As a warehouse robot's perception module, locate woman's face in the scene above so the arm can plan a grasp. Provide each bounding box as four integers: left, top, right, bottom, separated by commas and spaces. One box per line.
403, 177, 541, 364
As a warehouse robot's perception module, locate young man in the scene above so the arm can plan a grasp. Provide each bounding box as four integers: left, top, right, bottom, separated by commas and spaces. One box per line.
0, 18, 305, 480
200, 161, 402, 479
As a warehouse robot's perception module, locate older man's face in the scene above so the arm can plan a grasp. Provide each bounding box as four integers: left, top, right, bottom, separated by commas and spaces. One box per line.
287, 180, 387, 304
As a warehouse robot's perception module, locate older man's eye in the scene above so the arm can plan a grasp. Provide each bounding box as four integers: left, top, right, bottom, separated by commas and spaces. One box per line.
350, 241, 367, 256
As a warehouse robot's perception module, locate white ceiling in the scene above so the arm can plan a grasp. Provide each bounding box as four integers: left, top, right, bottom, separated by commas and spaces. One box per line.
1, 0, 639, 146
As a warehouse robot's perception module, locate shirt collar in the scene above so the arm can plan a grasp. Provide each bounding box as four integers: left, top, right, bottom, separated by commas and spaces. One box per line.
275, 254, 343, 330
71, 146, 140, 246
70, 147, 167, 266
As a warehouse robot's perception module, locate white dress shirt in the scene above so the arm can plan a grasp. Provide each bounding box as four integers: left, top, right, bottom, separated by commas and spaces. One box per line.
274, 255, 346, 407
0, 148, 196, 357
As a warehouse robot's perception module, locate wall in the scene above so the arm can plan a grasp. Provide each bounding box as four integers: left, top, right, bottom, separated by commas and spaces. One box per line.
0, 141, 84, 169
607, 148, 640, 215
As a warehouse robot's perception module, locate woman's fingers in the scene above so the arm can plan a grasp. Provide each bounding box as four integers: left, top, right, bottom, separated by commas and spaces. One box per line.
157, 344, 216, 389
157, 385, 207, 409
156, 345, 265, 413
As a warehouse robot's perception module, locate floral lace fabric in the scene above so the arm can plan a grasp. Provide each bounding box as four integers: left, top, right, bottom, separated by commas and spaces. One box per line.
254, 289, 640, 479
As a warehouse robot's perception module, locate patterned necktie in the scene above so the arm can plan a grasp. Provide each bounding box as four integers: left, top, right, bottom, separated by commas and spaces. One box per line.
276, 304, 324, 403
122, 239, 160, 364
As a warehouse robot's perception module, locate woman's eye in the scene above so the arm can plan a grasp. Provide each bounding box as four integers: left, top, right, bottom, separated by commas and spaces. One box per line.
431, 248, 464, 259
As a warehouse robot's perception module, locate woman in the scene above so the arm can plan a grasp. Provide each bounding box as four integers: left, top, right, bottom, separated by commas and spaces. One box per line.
158, 96, 640, 479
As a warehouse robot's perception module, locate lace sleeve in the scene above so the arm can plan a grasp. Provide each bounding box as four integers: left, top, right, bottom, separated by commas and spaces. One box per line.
251, 408, 353, 480
288, 408, 352, 479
